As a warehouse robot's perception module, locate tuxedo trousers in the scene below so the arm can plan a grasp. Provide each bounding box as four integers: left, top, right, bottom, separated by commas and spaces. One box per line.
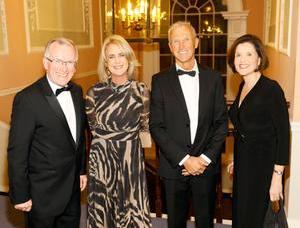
25, 184, 81, 228
162, 174, 217, 228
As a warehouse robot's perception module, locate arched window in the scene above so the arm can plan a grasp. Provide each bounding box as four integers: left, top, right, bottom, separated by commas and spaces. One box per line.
102, 0, 249, 95
159, 0, 228, 90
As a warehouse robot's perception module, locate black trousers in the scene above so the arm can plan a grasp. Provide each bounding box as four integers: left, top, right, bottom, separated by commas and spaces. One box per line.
163, 174, 217, 228
25, 188, 81, 228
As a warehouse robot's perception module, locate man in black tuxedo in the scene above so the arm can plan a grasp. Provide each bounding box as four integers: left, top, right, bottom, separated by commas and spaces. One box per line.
7, 38, 87, 228
150, 21, 228, 228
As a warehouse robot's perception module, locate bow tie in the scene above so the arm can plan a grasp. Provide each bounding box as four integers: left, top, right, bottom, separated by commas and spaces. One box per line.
177, 69, 196, 77
55, 84, 72, 96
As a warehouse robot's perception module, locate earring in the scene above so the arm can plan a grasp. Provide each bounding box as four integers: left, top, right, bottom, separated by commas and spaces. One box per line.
105, 66, 111, 76
255, 65, 259, 72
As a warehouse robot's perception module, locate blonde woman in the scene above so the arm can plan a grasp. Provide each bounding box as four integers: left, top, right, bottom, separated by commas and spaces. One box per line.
86, 35, 151, 227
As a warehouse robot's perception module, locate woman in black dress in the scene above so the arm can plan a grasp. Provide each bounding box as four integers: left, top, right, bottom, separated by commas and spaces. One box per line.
227, 34, 290, 228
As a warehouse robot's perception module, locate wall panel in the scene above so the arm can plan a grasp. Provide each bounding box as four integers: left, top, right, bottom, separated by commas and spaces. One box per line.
24, 0, 94, 52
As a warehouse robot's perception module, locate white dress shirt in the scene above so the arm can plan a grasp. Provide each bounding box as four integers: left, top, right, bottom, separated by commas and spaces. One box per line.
47, 77, 77, 142
177, 60, 211, 165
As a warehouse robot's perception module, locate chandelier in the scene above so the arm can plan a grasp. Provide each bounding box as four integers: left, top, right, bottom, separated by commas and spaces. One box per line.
201, 6, 223, 35
202, 20, 223, 34
118, 0, 166, 31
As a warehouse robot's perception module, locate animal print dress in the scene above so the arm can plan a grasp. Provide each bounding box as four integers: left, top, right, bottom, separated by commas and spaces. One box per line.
85, 79, 152, 228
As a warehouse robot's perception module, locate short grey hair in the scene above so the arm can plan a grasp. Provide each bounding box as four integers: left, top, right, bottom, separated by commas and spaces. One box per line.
168, 21, 197, 43
44, 37, 78, 61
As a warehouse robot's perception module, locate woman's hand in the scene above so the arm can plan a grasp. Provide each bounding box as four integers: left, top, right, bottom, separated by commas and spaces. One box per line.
269, 165, 285, 201
269, 173, 283, 201
227, 161, 234, 175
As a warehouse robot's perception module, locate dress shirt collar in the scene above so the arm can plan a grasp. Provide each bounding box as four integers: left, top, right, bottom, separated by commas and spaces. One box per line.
175, 59, 199, 76
47, 76, 69, 95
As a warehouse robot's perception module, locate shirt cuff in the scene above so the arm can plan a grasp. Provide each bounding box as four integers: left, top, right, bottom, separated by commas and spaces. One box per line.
200, 154, 212, 164
179, 155, 190, 166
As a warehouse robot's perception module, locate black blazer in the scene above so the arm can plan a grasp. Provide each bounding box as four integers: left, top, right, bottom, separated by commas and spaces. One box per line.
150, 63, 228, 178
7, 76, 86, 216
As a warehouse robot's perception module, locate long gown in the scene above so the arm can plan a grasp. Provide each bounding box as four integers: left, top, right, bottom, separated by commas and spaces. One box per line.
229, 75, 289, 228
85, 79, 152, 228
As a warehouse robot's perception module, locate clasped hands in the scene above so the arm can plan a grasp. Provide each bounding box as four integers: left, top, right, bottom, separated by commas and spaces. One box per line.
182, 156, 209, 176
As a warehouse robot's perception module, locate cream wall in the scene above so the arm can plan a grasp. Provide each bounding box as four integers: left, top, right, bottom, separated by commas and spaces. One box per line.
0, 121, 9, 192
286, 1, 300, 227
293, 0, 300, 121
243, 0, 264, 38
258, 0, 300, 226
263, 0, 298, 112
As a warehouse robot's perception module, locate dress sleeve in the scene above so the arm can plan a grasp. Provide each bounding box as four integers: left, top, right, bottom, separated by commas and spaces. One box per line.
270, 82, 290, 165
85, 86, 99, 133
139, 83, 150, 133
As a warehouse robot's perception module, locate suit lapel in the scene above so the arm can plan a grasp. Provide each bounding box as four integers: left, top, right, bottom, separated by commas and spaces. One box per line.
38, 76, 77, 148
197, 64, 206, 128
194, 65, 209, 143
70, 84, 82, 146
168, 65, 190, 119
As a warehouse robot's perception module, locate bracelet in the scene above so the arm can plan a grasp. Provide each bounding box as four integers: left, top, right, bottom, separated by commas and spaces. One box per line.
274, 170, 284, 175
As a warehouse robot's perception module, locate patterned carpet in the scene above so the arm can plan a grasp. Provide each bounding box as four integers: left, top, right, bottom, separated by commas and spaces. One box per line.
0, 194, 231, 228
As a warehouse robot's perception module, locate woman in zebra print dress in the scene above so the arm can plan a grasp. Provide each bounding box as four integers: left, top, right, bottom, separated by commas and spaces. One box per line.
86, 35, 152, 227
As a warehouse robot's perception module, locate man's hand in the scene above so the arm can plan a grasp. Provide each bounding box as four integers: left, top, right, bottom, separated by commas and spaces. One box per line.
14, 199, 32, 212
198, 156, 209, 173
227, 161, 234, 175
80, 175, 87, 191
182, 156, 209, 176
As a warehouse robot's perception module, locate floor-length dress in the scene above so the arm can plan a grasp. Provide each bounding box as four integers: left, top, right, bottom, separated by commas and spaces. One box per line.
229, 75, 289, 228
86, 79, 152, 228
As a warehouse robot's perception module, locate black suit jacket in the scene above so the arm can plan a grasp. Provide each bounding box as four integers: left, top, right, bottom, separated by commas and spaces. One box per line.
7, 76, 86, 216
150, 63, 228, 178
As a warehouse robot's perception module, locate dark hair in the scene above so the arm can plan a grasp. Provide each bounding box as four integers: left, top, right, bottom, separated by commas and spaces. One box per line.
227, 34, 269, 73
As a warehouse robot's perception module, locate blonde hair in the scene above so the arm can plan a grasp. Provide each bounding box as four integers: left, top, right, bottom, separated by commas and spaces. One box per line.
98, 35, 138, 82
44, 37, 78, 61
168, 21, 197, 43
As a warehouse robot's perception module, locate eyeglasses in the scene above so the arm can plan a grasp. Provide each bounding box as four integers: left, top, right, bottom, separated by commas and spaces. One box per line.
45, 57, 77, 69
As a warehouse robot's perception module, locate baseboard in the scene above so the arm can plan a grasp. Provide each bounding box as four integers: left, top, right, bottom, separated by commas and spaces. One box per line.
0, 191, 8, 196
0, 121, 9, 192
291, 121, 300, 131
149, 213, 232, 225
288, 218, 300, 228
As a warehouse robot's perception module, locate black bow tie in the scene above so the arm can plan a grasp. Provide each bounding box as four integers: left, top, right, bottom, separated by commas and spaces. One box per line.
177, 69, 196, 77
55, 84, 72, 96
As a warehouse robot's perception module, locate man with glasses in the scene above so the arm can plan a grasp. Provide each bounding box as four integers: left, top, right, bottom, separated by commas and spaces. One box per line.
7, 37, 87, 228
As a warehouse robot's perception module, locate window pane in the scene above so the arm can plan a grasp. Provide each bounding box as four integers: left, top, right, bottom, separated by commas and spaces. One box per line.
200, 55, 213, 68
215, 14, 227, 33
199, 2, 213, 13
172, 15, 186, 23
215, 35, 227, 54
200, 14, 213, 35
200, 35, 213, 54
187, 15, 200, 33
215, 56, 227, 74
